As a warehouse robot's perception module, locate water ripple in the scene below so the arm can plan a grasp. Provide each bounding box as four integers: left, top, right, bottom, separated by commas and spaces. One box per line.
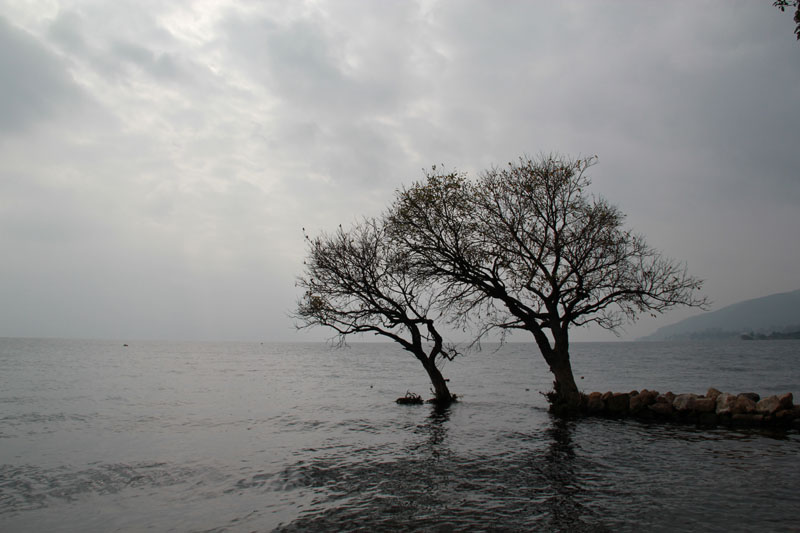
0, 462, 210, 513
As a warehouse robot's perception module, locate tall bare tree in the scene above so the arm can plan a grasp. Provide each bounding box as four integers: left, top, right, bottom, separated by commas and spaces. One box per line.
389, 155, 706, 412
295, 218, 458, 404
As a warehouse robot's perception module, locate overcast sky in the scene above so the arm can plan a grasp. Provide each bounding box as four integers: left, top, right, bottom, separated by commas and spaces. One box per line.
1, 1, 798, 342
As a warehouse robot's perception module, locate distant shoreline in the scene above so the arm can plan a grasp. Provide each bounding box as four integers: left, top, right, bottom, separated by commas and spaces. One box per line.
741, 331, 800, 341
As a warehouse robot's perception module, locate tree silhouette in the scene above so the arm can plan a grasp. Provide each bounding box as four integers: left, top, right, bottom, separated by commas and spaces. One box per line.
389, 155, 706, 412
296, 218, 458, 404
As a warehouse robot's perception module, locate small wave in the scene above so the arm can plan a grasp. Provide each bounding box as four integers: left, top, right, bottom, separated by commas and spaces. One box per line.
0, 412, 98, 437
0, 461, 208, 514
252, 445, 610, 532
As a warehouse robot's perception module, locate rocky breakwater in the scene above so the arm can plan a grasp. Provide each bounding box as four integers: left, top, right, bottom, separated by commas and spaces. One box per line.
580, 388, 800, 429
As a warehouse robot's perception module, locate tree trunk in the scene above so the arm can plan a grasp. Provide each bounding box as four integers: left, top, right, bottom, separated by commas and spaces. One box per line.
421, 357, 454, 404
546, 349, 581, 414
530, 328, 581, 413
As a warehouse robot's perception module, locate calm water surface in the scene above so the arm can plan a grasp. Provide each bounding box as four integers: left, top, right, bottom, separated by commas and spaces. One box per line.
1, 338, 798, 531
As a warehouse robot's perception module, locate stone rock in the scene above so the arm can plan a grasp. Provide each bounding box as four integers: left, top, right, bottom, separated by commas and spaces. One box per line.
654, 394, 670, 406
673, 393, 698, 412
740, 392, 760, 402
774, 409, 796, 422
756, 395, 782, 415
731, 413, 763, 425
649, 401, 673, 416
639, 390, 658, 406
586, 395, 605, 414
706, 388, 722, 400
694, 397, 716, 413
607, 393, 630, 414
580, 388, 795, 427
778, 392, 793, 410
630, 390, 658, 413
716, 393, 737, 415
733, 395, 757, 414
629, 394, 644, 413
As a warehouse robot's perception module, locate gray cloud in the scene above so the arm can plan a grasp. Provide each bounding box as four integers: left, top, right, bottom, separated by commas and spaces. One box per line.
0, 16, 87, 134
0, 1, 798, 341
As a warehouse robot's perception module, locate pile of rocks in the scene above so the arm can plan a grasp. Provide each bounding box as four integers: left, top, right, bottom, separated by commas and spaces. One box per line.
581, 388, 799, 429
396, 391, 424, 405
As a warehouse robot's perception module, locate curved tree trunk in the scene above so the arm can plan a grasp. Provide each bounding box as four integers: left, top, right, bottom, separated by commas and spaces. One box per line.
420, 357, 454, 404
547, 352, 581, 414
531, 328, 581, 413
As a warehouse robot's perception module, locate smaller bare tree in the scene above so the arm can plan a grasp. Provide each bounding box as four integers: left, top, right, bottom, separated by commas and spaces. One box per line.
295, 218, 458, 404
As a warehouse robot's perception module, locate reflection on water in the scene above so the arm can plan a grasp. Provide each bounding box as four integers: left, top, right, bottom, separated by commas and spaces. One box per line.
274, 407, 610, 532
539, 419, 600, 532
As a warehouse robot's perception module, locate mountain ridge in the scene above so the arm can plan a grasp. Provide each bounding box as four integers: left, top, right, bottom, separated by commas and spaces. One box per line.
640, 289, 800, 341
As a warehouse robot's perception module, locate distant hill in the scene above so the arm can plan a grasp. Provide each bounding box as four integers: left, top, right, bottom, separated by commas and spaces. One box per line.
640, 289, 800, 341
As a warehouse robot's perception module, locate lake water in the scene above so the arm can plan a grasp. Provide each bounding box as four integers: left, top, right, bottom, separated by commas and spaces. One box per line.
1, 338, 798, 531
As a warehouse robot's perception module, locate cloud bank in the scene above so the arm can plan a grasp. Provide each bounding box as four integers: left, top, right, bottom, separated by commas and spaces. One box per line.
1, 1, 798, 341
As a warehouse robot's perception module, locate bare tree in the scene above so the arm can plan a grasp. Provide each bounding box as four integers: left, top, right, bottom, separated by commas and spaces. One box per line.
295, 217, 458, 404
389, 155, 706, 412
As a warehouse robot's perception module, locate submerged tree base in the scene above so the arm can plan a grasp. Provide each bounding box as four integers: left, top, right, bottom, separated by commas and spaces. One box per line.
544, 386, 583, 417
427, 394, 458, 406
547, 398, 582, 418
548, 387, 800, 430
